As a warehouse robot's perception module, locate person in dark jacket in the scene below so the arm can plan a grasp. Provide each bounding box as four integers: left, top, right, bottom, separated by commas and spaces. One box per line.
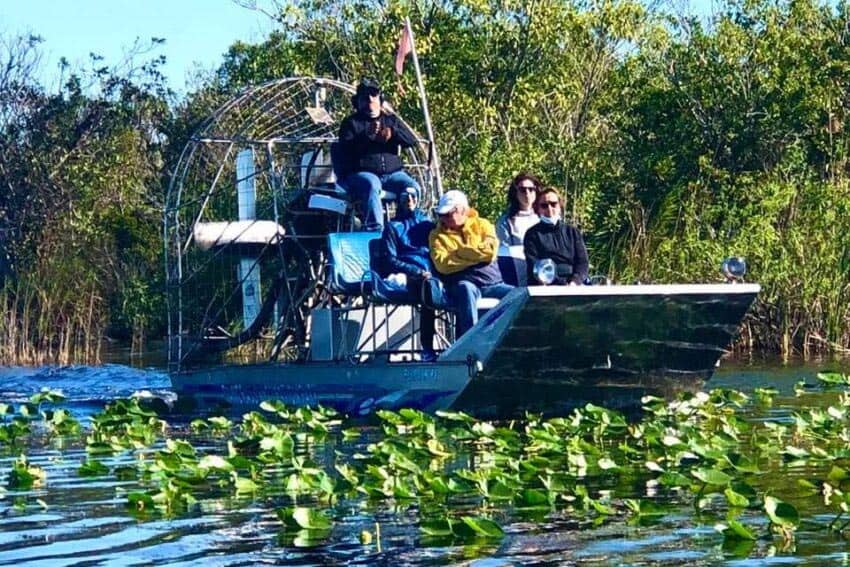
523, 187, 589, 285
372, 187, 437, 359
338, 78, 421, 231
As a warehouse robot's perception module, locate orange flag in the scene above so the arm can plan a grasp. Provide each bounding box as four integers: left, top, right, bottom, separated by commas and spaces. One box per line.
395, 23, 413, 75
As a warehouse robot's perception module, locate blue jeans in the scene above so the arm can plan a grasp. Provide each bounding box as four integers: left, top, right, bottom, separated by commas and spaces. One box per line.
449, 281, 514, 338
343, 170, 421, 231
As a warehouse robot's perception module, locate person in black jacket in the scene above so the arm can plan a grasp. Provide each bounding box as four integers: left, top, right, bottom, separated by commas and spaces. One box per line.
338, 78, 421, 231
523, 187, 589, 285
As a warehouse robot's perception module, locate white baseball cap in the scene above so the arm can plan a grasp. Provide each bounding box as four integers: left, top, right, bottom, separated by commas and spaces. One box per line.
434, 190, 469, 214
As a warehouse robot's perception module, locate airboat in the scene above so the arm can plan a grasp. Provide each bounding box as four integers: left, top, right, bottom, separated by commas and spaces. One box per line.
163, 77, 760, 417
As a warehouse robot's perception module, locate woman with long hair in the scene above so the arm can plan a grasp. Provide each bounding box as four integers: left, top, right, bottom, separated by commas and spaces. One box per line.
495, 173, 541, 246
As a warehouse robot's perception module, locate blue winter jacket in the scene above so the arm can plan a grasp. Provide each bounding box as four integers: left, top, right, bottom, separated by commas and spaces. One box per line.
372, 209, 435, 278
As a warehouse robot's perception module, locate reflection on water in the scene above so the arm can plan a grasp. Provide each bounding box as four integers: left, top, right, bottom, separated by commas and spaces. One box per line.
0, 355, 848, 565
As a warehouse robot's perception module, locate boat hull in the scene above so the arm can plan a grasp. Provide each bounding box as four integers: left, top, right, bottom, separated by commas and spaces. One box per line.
171, 284, 760, 417
171, 360, 471, 416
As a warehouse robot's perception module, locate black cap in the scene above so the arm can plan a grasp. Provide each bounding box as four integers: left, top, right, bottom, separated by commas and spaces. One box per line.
355, 77, 381, 97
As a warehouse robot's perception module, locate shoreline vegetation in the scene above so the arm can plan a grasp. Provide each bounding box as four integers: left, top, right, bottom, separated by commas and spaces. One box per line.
2, 0, 850, 366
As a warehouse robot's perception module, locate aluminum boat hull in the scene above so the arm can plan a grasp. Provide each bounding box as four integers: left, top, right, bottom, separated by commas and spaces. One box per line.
171, 284, 760, 417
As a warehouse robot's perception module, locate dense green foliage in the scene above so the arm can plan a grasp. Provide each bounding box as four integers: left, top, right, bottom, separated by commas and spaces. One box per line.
1, 0, 849, 362
0, 36, 170, 363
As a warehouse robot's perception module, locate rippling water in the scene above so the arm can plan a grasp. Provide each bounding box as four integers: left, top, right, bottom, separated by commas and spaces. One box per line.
0, 357, 848, 566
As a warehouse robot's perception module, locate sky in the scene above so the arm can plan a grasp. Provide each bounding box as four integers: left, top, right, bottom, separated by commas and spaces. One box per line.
0, 0, 275, 93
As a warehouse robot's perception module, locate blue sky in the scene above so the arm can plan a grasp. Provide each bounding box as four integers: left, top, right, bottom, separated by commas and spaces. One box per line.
0, 0, 274, 92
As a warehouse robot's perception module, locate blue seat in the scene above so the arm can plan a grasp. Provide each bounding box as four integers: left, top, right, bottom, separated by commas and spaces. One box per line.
327, 232, 379, 296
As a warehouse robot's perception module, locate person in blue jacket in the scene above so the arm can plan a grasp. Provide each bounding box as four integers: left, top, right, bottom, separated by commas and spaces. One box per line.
371, 187, 437, 359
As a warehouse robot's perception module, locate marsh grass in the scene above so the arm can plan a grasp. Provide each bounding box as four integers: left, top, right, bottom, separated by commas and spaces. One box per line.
0, 275, 104, 365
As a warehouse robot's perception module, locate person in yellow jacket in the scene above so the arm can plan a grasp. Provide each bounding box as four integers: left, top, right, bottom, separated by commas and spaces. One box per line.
429, 190, 514, 337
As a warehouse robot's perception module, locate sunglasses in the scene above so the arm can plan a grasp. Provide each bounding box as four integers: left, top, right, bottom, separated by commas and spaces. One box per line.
517, 185, 537, 192
538, 200, 560, 209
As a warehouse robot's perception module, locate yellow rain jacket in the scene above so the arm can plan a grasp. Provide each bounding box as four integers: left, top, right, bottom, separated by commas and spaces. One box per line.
429, 209, 502, 286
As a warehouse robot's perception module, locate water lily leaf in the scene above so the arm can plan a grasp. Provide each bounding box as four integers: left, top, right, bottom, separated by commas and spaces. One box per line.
488, 481, 515, 501
625, 499, 667, 518
794, 480, 820, 498
78, 459, 109, 477
234, 476, 258, 493
8, 456, 44, 489
724, 487, 749, 508
782, 446, 809, 460
591, 497, 617, 515
292, 507, 333, 530
692, 468, 733, 486
260, 400, 289, 415
657, 471, 690, 487
817, 372, 849, 385
259, 433, 294, 456
828, 466, 848, 483
688, 441, 725, 461
517, 488, 550, 508
399, 408, 430, 425
420, 518, 453, 536
459, 516, 504, 539
598, 457, 618, 470
342, 428, 360, 440
335, 463, 359, 487
715, 519, 756, 541
472, 421, 497, 438
198, 455, 233, 472
764, 496, 799, 527
730, 481, 757, 501
114, 465, 138, 481
276, 507, 299, 528
725, 453, 761, 474
86, 442, 114, 455
426, 439, 452, 457
207, 416, 232, 430
393, 482, 416, 499
127, 491, 155, 511
286, 472, 307, 493
446, 478, 471, 493
662, 435, 683, 447
645, 460, 665, 473
435, 410, 476, 423
828, 406, 846, 420
375, 410, 403, 425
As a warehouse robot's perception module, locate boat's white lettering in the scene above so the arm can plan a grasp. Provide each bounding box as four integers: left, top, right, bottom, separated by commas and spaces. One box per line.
402, 368, 438, 380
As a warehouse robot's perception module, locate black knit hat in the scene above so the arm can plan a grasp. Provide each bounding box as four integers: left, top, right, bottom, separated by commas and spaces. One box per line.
355, 77, 381, 97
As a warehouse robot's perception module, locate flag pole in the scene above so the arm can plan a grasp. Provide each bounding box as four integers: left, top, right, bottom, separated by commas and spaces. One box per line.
404, 17, 443, 195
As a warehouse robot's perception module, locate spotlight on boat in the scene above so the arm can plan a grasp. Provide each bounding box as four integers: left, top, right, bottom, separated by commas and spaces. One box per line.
721, 257, 747, 282
533, 259, 556, 285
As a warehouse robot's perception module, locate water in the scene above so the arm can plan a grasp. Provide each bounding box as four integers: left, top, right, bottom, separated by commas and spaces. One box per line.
1, 356, 849, 566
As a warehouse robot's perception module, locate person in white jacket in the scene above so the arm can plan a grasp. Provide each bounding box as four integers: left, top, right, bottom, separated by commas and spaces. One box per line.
495, 173, 541, 246
494, 173, 542, 286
